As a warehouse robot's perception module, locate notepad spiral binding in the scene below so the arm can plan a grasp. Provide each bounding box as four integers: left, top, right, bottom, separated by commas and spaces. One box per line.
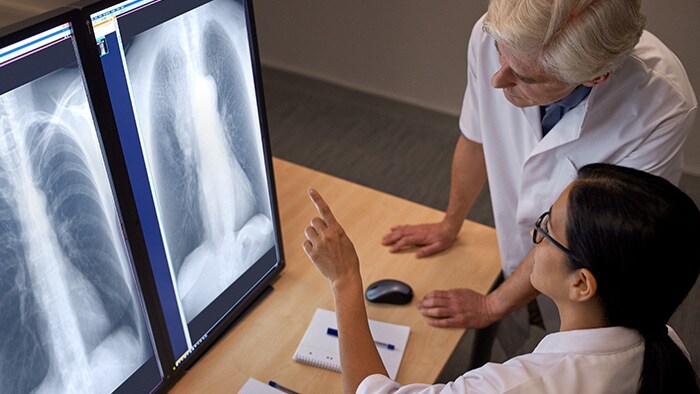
293, 352, 341, 373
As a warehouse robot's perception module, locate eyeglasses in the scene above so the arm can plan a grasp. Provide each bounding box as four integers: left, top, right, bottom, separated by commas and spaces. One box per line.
532, 210, 582, 264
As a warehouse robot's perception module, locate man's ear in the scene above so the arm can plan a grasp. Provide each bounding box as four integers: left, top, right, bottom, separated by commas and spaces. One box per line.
569, 268, 598, 302
581, 71, 611, 87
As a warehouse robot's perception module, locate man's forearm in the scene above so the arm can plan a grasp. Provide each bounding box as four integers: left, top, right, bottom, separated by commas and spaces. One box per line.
487, 249, 540, 320
443, 135, 487, 232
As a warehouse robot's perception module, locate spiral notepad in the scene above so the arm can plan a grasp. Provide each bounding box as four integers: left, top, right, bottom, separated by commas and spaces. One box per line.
292, 308, 410, 380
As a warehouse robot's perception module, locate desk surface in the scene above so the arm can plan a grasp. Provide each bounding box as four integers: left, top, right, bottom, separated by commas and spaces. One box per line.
170, 158, 501, 393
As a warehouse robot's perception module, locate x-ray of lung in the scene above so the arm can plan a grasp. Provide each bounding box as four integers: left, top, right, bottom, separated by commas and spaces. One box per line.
124, 0, 274, 325
0, 67, 152, 392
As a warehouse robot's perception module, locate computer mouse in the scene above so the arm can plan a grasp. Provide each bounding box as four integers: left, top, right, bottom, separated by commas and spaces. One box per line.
365, 279, 413, 305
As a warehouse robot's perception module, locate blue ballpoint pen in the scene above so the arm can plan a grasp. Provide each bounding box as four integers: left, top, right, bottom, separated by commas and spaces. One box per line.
269, 380, 300, 394
326, 327, 395, 350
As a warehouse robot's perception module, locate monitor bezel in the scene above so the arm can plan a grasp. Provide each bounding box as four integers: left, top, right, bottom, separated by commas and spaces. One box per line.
0, 8, 171, 394
73, 0, 286, 387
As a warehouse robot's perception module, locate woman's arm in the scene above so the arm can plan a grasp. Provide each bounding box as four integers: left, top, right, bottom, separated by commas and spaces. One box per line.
303, 188, 388, 393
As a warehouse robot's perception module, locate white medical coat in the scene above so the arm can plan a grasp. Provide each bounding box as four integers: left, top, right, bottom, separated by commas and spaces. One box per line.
357, 326, 688, 394
458, 16, 697, 352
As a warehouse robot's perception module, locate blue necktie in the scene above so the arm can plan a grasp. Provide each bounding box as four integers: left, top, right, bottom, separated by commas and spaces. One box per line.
540, 85, 592, 137
541, 104, 565, 137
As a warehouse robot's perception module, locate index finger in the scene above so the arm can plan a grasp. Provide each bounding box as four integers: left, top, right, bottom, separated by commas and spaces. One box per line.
308, 188, 339, 226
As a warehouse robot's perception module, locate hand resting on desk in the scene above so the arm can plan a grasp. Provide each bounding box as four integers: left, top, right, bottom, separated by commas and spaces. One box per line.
381, 221, 458, 258
417, 288, 495, 329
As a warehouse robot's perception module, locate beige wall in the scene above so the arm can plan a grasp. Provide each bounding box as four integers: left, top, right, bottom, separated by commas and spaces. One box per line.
253, 0, 700, 175
253, 0, 483, 117
0, 0, 63, 26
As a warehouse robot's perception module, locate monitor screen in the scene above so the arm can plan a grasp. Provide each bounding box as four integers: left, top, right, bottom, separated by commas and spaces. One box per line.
87, 0, 284, 370
0, 15, 163, 393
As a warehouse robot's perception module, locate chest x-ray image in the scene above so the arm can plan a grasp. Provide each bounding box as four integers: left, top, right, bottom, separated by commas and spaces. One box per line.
124, 0, 274, 325
0, 67, 152, 393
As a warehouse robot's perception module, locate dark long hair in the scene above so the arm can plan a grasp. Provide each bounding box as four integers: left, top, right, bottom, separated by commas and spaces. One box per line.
565, 163, 699, 394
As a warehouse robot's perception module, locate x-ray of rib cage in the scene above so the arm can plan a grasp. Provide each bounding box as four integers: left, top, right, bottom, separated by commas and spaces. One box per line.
0, 67, 152, 393
125, 0, 274, 326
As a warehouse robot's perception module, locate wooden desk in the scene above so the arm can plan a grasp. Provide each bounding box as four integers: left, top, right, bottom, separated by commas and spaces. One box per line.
170, 158, 501, 393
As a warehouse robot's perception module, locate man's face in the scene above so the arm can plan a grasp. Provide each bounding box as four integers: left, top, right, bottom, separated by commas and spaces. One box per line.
491, 42, 577, 107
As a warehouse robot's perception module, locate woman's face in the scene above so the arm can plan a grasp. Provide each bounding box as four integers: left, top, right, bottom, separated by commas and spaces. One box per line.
530, 184, 577, 300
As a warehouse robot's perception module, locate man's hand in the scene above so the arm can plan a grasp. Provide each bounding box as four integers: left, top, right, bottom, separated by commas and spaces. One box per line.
303, 188, 361, 286
417, 288, 498, 329
381, 221, 459, 258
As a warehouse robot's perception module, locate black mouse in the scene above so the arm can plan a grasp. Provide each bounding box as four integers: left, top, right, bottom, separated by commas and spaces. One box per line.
365, 279, 413, 305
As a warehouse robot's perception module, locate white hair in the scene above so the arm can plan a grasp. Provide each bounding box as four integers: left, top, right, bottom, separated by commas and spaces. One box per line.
484, 0, 646, 84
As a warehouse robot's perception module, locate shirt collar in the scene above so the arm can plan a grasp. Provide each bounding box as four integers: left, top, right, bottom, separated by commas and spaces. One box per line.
533, 326, 643, 355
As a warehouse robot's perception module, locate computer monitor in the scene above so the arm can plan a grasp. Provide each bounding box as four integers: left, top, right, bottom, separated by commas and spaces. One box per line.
0, 10, 164, 393
83, 0, 285, 372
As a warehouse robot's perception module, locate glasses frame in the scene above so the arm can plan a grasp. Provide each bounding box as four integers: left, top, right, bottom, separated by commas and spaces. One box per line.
532, 210, 583, 265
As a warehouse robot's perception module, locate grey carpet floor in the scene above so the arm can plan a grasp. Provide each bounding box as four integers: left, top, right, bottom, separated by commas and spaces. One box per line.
261, 66, 700, 379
